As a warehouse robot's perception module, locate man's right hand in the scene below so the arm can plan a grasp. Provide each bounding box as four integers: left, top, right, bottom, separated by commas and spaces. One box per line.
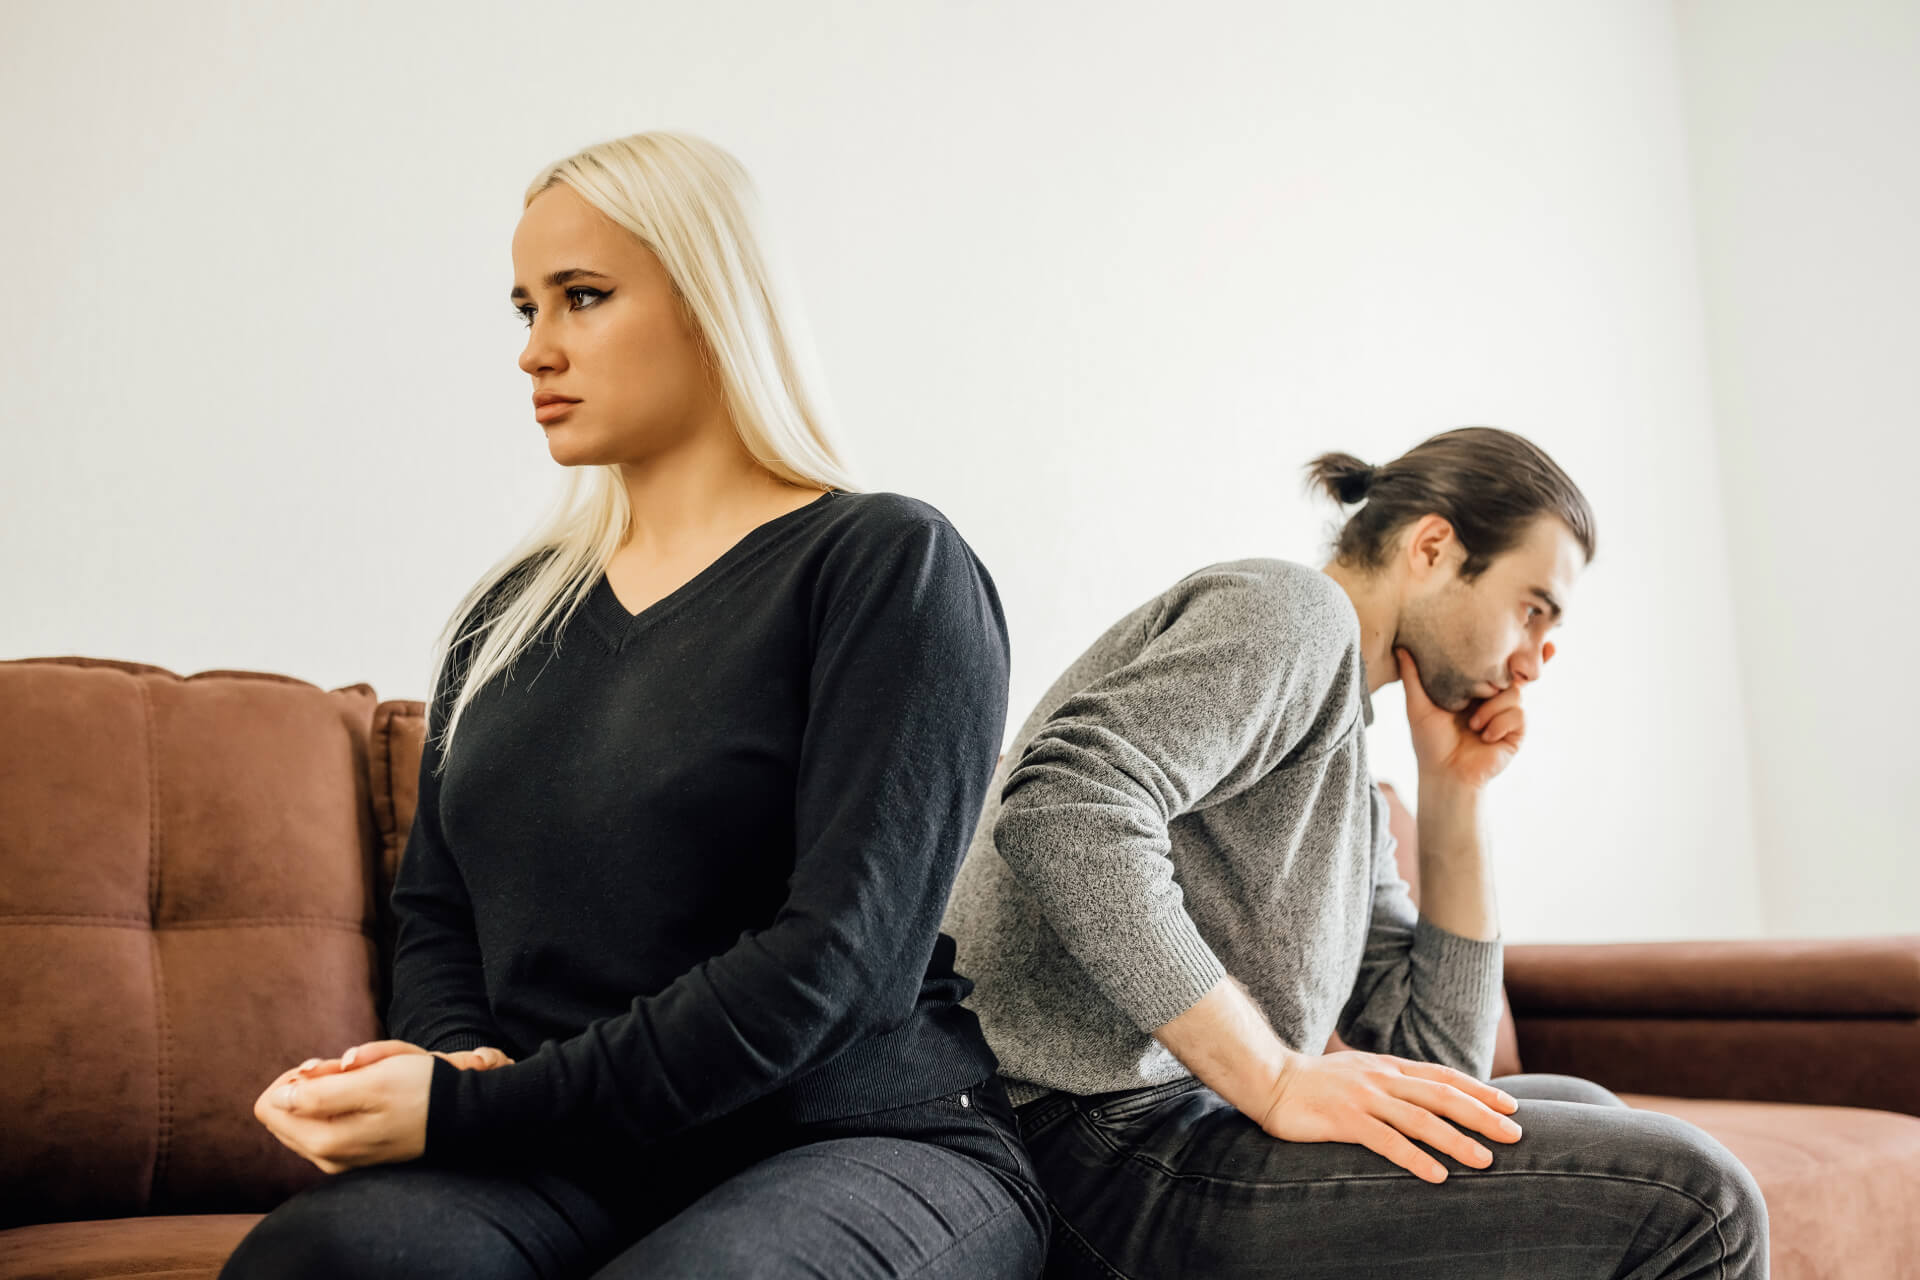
1257, 1049, 1523, 1183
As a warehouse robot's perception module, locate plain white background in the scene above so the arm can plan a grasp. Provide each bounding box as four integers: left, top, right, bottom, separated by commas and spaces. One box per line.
2, 1, 1912, 943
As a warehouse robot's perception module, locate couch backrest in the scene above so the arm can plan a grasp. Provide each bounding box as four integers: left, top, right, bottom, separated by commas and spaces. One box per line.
0, 657, 385, 1227
366, 697, 428, 1015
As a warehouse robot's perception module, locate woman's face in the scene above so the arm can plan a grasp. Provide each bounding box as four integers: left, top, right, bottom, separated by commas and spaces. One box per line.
510, 183, 722, 467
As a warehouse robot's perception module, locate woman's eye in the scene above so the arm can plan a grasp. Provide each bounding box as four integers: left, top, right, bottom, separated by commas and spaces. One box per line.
514, 287, 605, 327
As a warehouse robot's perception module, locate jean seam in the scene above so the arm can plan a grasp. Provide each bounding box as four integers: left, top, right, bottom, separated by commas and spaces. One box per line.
1080, 1114, 1732, 1258
1050, 1203, 1134, 1280
1015, 1100, 1076, 1142
1074, 1117, 1736, 1274
899, 1200, 1025, 1278
979, 1105, 1034, 1175
1082, 1078, 1207, 1127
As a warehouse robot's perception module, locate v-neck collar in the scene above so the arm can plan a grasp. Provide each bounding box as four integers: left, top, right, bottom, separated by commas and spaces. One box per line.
580, 489, 840, 651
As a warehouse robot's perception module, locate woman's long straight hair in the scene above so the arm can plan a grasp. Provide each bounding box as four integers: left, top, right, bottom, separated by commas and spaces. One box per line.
424, 131, 859, 768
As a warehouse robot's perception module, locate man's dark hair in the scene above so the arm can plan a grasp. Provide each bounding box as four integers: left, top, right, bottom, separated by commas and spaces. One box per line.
1305, 426, 1596, 581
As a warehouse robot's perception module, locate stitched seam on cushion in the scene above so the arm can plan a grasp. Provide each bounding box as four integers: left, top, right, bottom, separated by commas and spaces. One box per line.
0, 915, 375, 932
140, 679, 172, 1207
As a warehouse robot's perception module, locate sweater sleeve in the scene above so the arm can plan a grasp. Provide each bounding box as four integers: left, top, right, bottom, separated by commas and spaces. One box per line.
991, 568, 1359, 1034
1334, 784, 1505, 1077
385, 648, 509, 1057
419, 517, 1010, 1163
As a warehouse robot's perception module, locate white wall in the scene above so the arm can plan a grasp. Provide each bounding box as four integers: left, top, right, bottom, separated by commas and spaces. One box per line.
1676, 0, 1920, 937
0, 0, 1765, 941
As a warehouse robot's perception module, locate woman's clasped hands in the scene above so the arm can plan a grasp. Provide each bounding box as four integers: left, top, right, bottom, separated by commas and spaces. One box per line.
252, 1040, 515, 1174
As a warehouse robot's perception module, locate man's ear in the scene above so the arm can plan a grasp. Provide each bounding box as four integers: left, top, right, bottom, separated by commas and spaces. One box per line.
1404, 514, 1460, 583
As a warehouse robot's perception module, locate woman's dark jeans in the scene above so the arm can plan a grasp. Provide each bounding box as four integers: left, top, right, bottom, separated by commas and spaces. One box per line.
220, 1073, 1048, 1279
1013, 1072, 1769, 1279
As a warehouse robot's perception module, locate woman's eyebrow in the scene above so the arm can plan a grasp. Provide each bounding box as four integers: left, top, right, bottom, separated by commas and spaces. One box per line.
509, 268, 613, 303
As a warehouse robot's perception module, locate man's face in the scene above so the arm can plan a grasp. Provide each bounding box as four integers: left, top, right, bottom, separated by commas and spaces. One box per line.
1396, 515, 1585, 712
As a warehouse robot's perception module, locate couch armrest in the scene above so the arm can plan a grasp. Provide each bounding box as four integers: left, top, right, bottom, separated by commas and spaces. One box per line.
1504, 936, 1920, 1116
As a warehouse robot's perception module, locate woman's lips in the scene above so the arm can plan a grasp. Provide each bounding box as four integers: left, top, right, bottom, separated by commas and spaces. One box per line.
534, 400, 579, 423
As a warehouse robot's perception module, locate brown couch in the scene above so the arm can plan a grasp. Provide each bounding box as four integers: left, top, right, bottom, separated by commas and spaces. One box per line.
2, 657, 1916, 1279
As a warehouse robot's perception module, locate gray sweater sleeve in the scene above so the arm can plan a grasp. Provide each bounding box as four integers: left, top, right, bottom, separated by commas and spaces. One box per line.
1335, 784, 1506, 1078
991, 571, 1358, 1034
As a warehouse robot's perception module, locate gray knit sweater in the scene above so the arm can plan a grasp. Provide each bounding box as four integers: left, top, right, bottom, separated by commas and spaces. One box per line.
941, 558, 1505, 1106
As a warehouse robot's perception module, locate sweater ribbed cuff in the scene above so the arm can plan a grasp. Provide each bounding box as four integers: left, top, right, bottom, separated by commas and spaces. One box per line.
1409, 914, 1506, 1019
428, 1030, 490, 1054
423, 1052, 554, 1165
1101, 907, 1230, 1033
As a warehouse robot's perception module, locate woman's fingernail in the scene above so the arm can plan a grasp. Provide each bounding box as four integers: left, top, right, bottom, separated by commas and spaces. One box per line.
280, 1085, 298, 1109
298, 1058, 321, 1071
1497, 1092, 1517, 1107
342, 1047, 357, 1067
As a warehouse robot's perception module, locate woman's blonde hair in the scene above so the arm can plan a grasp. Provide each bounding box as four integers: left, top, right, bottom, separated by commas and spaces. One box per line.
423, 131, 858, 768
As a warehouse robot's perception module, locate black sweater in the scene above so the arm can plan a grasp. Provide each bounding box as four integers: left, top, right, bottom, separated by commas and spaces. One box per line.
385, 490, 1009, 1170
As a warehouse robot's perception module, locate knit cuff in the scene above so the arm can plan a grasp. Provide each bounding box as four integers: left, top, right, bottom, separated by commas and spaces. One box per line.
1101, 906, 1230, 1034
427, 1030, 491, 1054
422, 1052, 553, 1166
1409, 914, 1506, 1021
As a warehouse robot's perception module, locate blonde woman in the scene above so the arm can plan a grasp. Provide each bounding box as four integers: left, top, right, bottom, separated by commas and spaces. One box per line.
220, 131, 1047, 1279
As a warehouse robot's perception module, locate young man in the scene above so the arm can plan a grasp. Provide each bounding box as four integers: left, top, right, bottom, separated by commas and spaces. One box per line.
942, 427, 1768, 1278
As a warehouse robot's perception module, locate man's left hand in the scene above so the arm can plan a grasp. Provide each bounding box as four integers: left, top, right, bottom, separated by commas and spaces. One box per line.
1395, 646, 1538, 791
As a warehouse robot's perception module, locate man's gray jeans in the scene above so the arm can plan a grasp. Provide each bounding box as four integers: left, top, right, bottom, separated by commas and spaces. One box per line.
1012, 1072, 1768, 1278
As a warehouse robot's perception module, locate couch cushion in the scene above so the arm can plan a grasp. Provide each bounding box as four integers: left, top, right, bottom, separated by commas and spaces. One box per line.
0, 657, 384, 1227
0, 1213, 260, 1280
1620, 1093, 1920, 1280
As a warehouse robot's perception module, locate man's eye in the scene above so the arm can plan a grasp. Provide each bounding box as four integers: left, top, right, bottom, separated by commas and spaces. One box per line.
513, 287, 605, 327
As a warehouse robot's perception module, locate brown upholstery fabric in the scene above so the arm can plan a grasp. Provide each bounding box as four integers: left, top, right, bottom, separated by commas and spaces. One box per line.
1516, 1017, 1920, 1117
1507, 936, 1920, 1018
1324, 781, 1523, 1076
0, 1214, 261, 1280
1619, 1094, 1920, 1280
0, 658, 383, 1227
367, 699, 428, 1019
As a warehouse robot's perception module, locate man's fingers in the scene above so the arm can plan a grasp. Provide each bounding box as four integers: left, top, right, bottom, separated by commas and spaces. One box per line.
1467, 685, 1523, 731
1393, 1061, 1520, 1115
1478, 707, 1524, 743
1376, 1096, 1492, 1170
1392, 1077, 1524, 1146
1359, 1117, 1448, 1183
